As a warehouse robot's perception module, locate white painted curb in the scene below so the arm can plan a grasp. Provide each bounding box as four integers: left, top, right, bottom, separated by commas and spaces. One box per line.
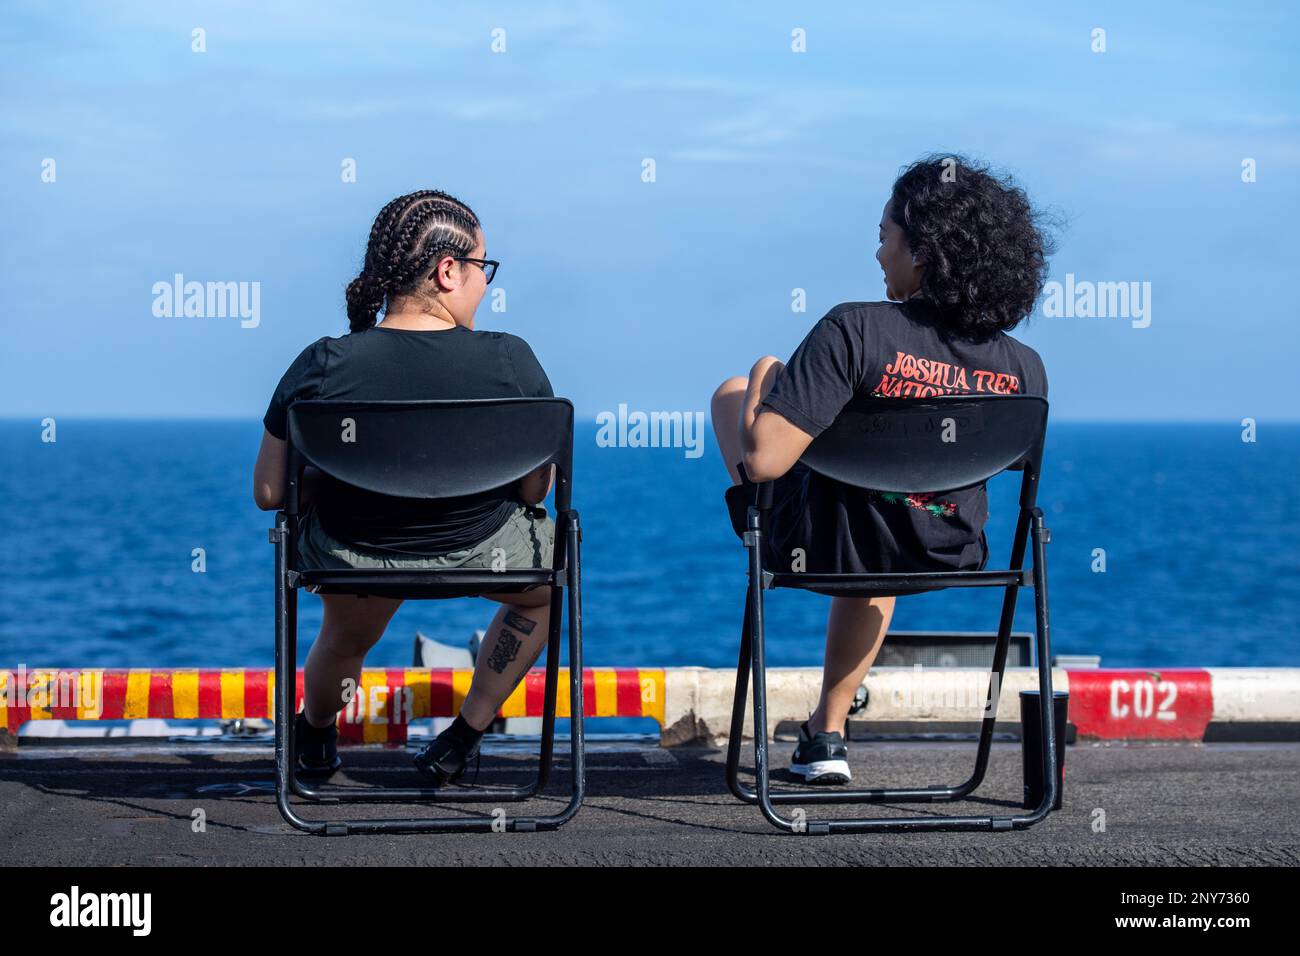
661, 666, 1300, 746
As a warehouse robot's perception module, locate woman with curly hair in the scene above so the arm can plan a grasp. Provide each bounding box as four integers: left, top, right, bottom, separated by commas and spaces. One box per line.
711, 154, 1053, 784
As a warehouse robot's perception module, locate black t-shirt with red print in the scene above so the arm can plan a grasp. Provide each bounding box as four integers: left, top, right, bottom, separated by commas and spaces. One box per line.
756, 299, 1048, 576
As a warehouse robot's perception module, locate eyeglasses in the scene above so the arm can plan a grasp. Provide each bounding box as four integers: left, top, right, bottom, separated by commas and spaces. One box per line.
452, 257, 499, 284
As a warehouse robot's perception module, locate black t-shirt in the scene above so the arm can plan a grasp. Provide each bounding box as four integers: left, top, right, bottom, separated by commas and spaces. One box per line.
759, 299, 1048, 575
263, 324, 553, 555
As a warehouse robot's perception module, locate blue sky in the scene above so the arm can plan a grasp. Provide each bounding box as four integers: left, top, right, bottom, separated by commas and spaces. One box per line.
2, 0, 1297, 422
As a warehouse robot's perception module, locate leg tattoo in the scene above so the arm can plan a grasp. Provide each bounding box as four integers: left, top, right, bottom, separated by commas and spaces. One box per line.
486, 629, 523, 674
503, 610, 536, 635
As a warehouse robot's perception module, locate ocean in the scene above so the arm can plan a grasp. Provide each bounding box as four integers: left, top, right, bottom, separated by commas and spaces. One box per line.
1, 420, 1296, 670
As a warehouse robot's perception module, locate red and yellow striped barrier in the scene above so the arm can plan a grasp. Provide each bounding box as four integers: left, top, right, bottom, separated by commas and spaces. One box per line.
0, 667, 665, 746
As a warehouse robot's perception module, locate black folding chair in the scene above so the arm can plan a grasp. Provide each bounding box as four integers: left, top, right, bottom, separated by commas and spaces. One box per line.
270, 398, 584, 835
725, 394, 1057, 834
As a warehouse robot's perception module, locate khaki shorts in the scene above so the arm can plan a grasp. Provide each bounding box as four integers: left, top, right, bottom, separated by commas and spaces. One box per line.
297, 504, 556, 575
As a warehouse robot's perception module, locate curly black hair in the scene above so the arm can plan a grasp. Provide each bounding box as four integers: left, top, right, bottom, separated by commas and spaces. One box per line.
345, 190, 480, 332
890, 154, 1056, 340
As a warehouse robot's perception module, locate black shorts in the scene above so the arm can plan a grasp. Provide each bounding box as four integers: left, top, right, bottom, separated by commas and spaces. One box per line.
723, 461, 807, 542
723, 461, 926, 598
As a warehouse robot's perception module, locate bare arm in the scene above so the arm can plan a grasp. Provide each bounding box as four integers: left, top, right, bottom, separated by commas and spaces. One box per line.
253, 428, 286, 510
741, 357, 816, 482
253, 429, 326, 510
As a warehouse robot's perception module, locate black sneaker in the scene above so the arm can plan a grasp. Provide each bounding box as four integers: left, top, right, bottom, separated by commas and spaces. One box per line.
293, 711, 342, 777
412, 723, 481, 787
789, 719, 851, 785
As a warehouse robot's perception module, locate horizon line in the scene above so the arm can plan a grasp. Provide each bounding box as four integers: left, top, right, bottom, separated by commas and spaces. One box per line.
1, 415, 1296, 426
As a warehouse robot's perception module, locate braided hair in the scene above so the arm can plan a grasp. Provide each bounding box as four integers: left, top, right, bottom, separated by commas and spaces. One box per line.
345, 190, 481, 332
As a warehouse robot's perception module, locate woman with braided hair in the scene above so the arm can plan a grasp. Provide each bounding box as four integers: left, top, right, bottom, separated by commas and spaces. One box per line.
252, 189, 556, 786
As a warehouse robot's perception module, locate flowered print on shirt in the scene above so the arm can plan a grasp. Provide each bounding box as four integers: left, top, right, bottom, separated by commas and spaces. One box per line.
868, 348, 1023, 520
873, 490, 958, 517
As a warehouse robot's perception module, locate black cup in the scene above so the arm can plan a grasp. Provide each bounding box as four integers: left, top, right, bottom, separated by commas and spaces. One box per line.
1020, 689, 1069, 810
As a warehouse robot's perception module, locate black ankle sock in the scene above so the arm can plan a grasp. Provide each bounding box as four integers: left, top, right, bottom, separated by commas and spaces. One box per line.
449, 714, 485, 745
299, 711, 326, 734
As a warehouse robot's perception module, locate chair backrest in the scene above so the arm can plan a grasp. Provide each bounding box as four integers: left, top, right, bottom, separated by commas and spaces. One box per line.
799, 394, 1047, 500
284, 398, 574, 511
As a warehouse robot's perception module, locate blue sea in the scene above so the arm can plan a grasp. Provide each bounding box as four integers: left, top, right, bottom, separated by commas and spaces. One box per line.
1, 421, 1297, 670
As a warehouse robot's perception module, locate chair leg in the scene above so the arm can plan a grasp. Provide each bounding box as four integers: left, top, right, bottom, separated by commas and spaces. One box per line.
532, 581, 564, 795
555, 511, 586, 827
727, 511, 1028, 809
747, 546, 779, 827
723, 597, 753, 802
952, 507, 1034, 798
1027, 507, 1059, 818
273, 516, 324, 831
726, 504, 1060, 833
271, 511, 587, 834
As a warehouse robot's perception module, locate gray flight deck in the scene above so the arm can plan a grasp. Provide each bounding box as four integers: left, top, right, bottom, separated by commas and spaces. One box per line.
2, 738, 1297, 866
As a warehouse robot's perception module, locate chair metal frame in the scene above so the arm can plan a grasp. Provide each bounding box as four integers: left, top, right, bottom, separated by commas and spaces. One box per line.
725, 394, 1058, 834
271, 398, 584, 835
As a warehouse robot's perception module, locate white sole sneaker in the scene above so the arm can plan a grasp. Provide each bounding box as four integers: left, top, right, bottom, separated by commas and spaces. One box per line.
790, 758, 852, 785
